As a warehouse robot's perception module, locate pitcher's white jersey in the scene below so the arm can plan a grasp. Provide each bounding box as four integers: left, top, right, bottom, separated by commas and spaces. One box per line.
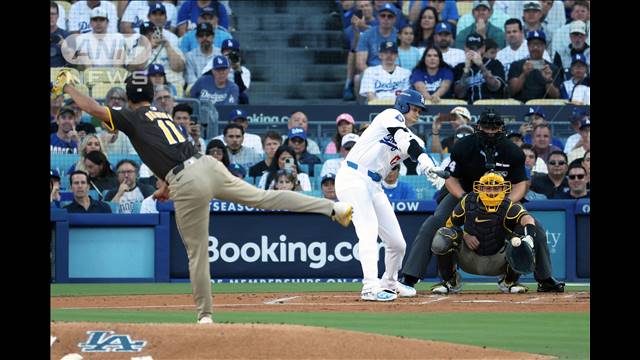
345, 108, 424, 179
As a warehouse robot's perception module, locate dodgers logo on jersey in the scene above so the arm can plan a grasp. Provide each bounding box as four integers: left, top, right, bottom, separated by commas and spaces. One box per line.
78, 331, 147, 352
379, 133, 399, 151
395, 114, 404, 123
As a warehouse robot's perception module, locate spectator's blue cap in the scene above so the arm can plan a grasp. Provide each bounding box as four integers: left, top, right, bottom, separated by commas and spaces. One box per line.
222, 39, 240, 51
51, 169, 61, 179
227, 163, 246, 178
200, 6, 218, 17
288, 127, 307, 140
525, 106, 545, 119
571, 107, 587, 121
147, 63, 165, 76
579, 118, 590, 129
435, 22, 452, 34
378, 3, 398, 17
58, 106, 75, 117
229, 109, 248, 122
321, 173, 336, 184
571, 53, 588, 66
379, 40, 398, 53
212, 55, 229, 70
148, 2, 166, 15
526, 30, 546, 44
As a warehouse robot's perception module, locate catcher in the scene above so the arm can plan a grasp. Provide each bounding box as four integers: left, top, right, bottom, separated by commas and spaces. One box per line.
430, 172, 538, 294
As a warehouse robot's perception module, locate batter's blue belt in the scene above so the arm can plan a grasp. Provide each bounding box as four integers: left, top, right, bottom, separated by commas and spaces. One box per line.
347, 161, 382, 182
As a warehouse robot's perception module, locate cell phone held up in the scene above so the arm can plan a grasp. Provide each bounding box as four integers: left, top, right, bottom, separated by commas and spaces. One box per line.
530, 60, 545, 70
284, 158, 295, 171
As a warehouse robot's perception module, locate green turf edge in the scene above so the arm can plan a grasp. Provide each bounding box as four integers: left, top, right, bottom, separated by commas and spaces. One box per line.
51, 282, 591, 297
51, 310, 589, 360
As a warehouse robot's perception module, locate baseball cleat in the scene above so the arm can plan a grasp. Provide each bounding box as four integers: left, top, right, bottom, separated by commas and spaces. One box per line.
431, 272, 462, 295
332, 201, 353, 227
393, 282, 417, 297
361, 288, 398, 302
197, 315, 213, 324
536, 277, 565, 293
498, 278, 529, 294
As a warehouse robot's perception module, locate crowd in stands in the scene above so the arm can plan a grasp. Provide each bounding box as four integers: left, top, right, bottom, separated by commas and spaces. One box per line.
339, 0, 590, 105
51, 1, 590, 214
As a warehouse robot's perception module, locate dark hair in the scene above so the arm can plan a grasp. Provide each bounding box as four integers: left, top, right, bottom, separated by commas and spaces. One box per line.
412, 6, 439, 47
264, 145, 303, 189
573, 1, 589, 11
50, 1, 58, 13
568, 162, 587, 174
504, 18, 522, 31
484, 38, 498, 51
125, 74, 154, 104
115, 159, 139, 172
333, 120, 355, 153
533, 123, 551, 133
275, 169, 301, 191
262, 131, 282, 146
206, 139, 230, 166
223, 123, 244, 136
172, 103, 193, 117
396, 24, 414, 46
549, 150, 568, 163
414, 46, 447, 72
85, 150, 116, 178
69, 170, 89, 185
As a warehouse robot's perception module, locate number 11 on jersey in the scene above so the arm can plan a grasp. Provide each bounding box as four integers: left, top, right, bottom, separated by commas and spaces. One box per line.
146, 111, 187, 145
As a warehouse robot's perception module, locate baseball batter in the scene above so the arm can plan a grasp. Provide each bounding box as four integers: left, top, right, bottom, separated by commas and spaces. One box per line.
335, 89, 437, 301
52, 71, 354, 323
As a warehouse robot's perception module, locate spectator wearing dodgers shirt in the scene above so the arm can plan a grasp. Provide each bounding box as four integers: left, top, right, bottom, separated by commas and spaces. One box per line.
120, 1, 178, 34
188, 55, 239, 104
177, 0, 230, 37
68, 0, 118, 34
359, 41, 411, 103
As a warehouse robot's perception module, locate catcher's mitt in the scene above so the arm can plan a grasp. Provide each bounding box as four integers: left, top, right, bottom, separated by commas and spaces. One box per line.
51, 69, 79, 98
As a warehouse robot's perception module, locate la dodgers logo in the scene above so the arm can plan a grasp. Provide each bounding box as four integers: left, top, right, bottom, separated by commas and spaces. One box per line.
78, 331, 146, 352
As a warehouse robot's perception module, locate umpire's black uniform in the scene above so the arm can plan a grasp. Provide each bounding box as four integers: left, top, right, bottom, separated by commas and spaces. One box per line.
401, 110, 564, 292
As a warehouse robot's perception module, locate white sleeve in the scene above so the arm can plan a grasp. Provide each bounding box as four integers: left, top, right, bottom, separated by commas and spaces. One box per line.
241, 66, 251, 89
57, 3, 67, 30
257, 173, 267, 189
298, 174, 312, 191
106, 2, 119, 33
68, 4, 83, 32
139, 197, 158, 214
121, 1, 140, 23
377, 109, 408, 131
359, 68, 374, 96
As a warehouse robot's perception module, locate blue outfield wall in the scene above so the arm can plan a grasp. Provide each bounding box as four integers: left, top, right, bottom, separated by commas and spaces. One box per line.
51, 200, 590, 283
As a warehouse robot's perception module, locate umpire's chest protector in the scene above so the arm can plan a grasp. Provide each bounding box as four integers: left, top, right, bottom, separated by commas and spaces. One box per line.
464, 193, 510, 256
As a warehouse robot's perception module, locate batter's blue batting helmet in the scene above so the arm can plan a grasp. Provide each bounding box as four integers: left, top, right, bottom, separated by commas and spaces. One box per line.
394, 89, 426, 114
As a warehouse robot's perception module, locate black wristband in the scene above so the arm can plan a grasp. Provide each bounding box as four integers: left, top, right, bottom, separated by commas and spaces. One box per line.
524, 223, 537, 238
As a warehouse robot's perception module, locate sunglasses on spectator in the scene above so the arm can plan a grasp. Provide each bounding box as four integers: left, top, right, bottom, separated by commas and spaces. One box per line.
548, 160, 566, 166
568, 174, 586, 180
379, 13, 395, 19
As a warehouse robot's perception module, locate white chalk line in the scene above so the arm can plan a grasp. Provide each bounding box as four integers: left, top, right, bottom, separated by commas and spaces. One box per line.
264, 296, 300, 305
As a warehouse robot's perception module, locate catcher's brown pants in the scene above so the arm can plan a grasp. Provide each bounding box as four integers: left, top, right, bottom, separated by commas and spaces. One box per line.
166, 155, 334, 321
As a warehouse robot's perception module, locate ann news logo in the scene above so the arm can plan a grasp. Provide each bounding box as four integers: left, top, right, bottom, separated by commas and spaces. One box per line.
78, 330, 146, 352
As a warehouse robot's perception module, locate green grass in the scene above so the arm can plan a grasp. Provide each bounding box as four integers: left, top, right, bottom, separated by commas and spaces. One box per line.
51, 309, 589, 359
51, 282, 591, 297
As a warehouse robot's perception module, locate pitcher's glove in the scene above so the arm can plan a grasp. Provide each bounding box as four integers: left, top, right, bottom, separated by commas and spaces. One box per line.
51, 69, 78, 98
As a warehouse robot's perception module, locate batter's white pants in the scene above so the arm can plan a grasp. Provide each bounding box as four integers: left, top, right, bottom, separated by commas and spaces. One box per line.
335, 166, 406, 291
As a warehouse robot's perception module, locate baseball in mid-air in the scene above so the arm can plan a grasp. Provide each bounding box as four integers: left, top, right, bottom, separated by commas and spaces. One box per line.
511, 237, 521, 247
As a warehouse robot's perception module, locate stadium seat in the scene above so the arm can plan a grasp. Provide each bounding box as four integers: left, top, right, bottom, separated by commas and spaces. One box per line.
91, 82, 125, 100
83, 67, 129, 85
425, 99, 468, 105
367, 98, 395, 105
399, 175, 438, 200
525, 99, 569, 106
51, 67, 81, 83
473, 98, 523, 105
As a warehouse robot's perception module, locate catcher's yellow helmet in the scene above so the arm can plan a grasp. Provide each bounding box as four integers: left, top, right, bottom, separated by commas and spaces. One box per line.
473, 172, 511, 212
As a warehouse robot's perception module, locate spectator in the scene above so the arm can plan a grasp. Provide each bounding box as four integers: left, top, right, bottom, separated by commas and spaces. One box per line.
455, 1, 505, 50
148, 64, 178, 97
63, 171, 112, 213
434, 22, 465, 68
520, 1, 551, 40
68, 134, 108, 174
68, 0, 118, 34
177, 0, 230, 36
51, 169, 62, 206
453, 33, 506, 103
412, 6, 438, 48
354, 3, 399, 96
564, 108, 588, 154
321, 173, 338, 201
227, 163, 247, 179
396, 25, 422, 71
530, 150, 569, 198
338, 0, 357, 30
483, 38, 499, 59
532, 123, 562, 164
104, 160, 155, 213
130, 22, 186, 90
50, 2, 70, 67
325, 113, 356, 154
520, 107, 564, 150
550, 1, 590, 58
287, 128, 322, 177
249, 131, 282, 178
76, 122, 97, 139
51, 106, 79, 154
321, 133, 360, 178
496, 18, 552, 76
429, 106, 472, 155
188, 55, 239, 104
220, 39, 251, 104
120, 1, 179, 34
407, 0, 459, 29
51, 94, 64, 129
552, 20, 589, 78
507, 131, 524, 147
140, 178, 165, 214
560, 54, 590, 105
223, 123, 261, 170
382, 165, 417, 201
456, 0, 509, 39
285, 112, 321, 155
521, 143, 548, 176
581, 150, 590, 187
258, 145, 312, 191
342, 0, 378, 100
507, 30, 562, 103
552, 163, 589, 199
53, 1, 68, 31
153, 85, 175, 114
274, 169, 303, 192
410, 46, 454, 103
212, 109, 263, 155
567, 118, 590, 164
184, 23, 220, 87
99, 87, 137, 155
74, 7, 126, 70
84, 150, 119, 196
206, 139, 230, 166
172, 103, 206, 154
178, 6, 232, 53
359, 41, 411, 103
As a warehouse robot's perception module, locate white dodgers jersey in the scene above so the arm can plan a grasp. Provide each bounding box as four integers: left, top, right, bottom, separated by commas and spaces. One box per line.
345, 108, 424, 179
